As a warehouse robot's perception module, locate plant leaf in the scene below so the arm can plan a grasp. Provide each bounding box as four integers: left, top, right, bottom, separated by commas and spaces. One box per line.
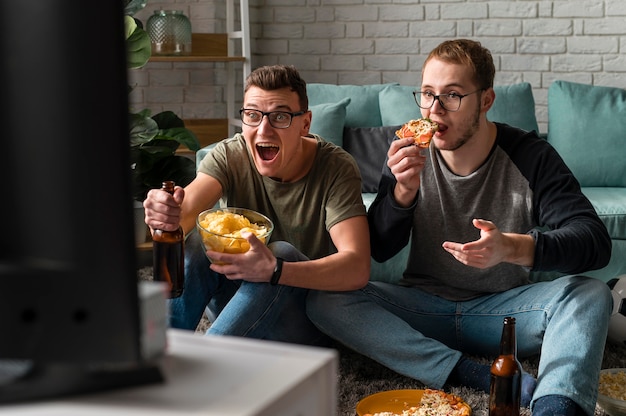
125, 17, 151, 69
159, 127, 201, 151
152, 111, 186, 129
129, 113, 159, 145
124, 15, 137, 40
151, 111, 201, 150
140, 140, 179, 155
124, 0, 147, 17
130, 155, 197, 201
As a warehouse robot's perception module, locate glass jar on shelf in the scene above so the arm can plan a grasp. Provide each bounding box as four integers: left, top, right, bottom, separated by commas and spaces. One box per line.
146, 9, 192, 56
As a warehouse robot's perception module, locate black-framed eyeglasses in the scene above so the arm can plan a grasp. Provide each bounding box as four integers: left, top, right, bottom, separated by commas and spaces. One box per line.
239, 108, 306, 129
412, 89, 483, 112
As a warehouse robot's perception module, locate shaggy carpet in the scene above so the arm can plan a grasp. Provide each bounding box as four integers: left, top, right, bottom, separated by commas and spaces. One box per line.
138, 267, 625, 415
331, 340, 626, 416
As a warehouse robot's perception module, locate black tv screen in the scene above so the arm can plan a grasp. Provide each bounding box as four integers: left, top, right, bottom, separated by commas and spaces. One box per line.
0, 0, 163, 402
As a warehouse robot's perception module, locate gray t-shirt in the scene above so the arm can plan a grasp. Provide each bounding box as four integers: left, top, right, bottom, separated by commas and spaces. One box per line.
369, 123, 609, 301
197, 134, 366, 260
401, 144, 534, 299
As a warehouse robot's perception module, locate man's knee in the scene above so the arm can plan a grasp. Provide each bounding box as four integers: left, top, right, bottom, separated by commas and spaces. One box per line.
184, 230, 211, 275
269, 241, 308, 262
306, 290, 329, 323
584, 276, 614, 316
306, 289, 352, 323
570, 275, 612, 300
561, 275, 614, 318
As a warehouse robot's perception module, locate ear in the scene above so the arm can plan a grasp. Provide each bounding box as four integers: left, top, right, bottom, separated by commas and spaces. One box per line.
481, 87, 496, 113
300, 110, 312, 135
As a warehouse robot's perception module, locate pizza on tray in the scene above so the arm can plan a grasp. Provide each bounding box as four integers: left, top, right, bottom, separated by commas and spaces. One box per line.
363, 389, 471, 416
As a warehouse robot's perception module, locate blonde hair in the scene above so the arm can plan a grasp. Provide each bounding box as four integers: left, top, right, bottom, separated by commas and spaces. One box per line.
424, 39, 495, 89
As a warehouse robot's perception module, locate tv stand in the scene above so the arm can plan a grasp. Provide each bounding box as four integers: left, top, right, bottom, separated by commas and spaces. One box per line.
0, 330, 338, 415
0, 360, 163, 404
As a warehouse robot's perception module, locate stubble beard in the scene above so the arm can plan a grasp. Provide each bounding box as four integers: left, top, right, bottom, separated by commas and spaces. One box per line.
439, 106, 481, 152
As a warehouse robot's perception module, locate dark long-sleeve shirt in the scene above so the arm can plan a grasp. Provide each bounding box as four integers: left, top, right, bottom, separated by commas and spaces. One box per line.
368, 123, 611, 300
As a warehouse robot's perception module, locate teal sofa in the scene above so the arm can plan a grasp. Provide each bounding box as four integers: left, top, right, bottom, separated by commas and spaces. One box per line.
196, 80, 626, 284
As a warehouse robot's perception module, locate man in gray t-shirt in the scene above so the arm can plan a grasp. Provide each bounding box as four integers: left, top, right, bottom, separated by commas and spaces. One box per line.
307, 40, 612, 416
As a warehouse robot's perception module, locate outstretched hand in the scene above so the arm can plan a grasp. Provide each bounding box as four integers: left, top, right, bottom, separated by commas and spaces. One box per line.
442, 219, 515, 269
207, 232, 277, 282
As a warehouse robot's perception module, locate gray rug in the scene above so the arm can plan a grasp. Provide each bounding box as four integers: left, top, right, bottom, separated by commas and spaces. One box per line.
332, 340, 626, 416
138, 267, 625, 415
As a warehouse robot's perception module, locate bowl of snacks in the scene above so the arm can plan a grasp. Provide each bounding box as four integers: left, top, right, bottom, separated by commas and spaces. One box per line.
597, 368, 626, 416
196, 207, 274, 264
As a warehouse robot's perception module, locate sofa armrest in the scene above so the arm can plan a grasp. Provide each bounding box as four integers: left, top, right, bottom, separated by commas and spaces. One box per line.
196, 143, 218, 168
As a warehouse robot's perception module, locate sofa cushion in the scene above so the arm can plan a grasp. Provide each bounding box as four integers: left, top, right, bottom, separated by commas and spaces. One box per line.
343, 126, 399, 193
378, 83, 540, 133
370, 245, 410, 283
582, 187, 626, 239
307, 83, 397, 128
378, 85, 422, 125
362, 192, 377, 210
548, 80, 626, 187
488, 83, 540, 133
309, 98, 351, 146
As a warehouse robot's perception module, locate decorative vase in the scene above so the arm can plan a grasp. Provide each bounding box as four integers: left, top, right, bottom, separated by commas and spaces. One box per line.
146, 10, 192, 56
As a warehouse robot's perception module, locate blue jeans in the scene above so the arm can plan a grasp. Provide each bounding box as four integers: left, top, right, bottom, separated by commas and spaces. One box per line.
306, 276, 613, 415
168, 231, 329, 346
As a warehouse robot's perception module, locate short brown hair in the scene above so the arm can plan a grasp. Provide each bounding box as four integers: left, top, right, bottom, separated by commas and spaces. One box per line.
244, 65, 308, 111
423, 39, 495, 90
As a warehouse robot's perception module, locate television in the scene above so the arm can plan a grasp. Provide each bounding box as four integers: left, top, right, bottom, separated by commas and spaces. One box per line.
0, 0, 164, 403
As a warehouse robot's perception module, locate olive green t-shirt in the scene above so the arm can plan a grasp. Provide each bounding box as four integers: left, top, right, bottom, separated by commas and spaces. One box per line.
197, 134, 365, 260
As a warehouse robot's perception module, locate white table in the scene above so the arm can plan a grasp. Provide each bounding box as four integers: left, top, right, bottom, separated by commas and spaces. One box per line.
1, 329, 338, 416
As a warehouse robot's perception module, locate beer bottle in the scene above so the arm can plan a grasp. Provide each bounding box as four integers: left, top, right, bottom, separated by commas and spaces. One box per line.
489, 316, 522, 416
152, 181, 184, 298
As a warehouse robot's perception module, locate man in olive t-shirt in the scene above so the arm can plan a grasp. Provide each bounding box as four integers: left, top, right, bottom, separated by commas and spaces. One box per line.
143, 64, 370, 346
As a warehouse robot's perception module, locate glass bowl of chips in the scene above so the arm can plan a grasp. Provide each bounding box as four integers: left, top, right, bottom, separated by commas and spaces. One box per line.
196, 207, 274, 264
597, 368, 626, 416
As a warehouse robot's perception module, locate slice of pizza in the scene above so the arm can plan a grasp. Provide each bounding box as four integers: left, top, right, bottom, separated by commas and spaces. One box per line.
395, 118, 439, 148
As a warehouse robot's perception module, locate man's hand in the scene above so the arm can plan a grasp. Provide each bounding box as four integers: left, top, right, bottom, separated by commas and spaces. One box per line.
387, 137, 428, 207
442, 219, 535, 269
143, 186, 184, 232
207, 232, 277, 282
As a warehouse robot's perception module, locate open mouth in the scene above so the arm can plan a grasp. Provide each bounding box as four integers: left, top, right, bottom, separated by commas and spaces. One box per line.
256, 143, 279, 161
434, 122, 448, 135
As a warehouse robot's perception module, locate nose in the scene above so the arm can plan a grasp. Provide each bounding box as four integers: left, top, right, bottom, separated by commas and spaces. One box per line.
430, 97, 446, 113
256, 113, 274, 133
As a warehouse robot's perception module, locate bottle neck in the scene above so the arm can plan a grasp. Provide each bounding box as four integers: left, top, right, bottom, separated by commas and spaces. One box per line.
499, 318, 517, 356
161, 180, 176, 195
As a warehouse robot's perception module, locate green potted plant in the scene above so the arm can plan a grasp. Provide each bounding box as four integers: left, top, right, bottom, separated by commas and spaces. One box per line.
124, 0, 200, 202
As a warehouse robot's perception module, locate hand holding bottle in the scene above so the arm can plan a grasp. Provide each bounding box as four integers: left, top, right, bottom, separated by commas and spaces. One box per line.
151, 181, 185, 299
144, 182, 185, 233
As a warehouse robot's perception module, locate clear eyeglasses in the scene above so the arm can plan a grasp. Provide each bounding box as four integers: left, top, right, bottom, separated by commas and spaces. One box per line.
239, 108, 306, 129
412, 89, 483, 112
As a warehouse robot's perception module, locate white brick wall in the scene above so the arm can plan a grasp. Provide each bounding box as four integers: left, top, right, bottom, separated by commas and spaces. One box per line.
131, 0, 626, 134
128, 1, 230, 120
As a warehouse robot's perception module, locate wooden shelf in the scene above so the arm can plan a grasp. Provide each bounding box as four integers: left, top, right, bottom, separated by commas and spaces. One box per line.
145, 0, 250, 155
183, 118, 229, 148
149, 34, 246, 63
175, 118, 229, 159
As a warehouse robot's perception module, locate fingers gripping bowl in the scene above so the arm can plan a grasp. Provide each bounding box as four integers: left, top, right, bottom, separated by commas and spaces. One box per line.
196, 208, 274, 264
